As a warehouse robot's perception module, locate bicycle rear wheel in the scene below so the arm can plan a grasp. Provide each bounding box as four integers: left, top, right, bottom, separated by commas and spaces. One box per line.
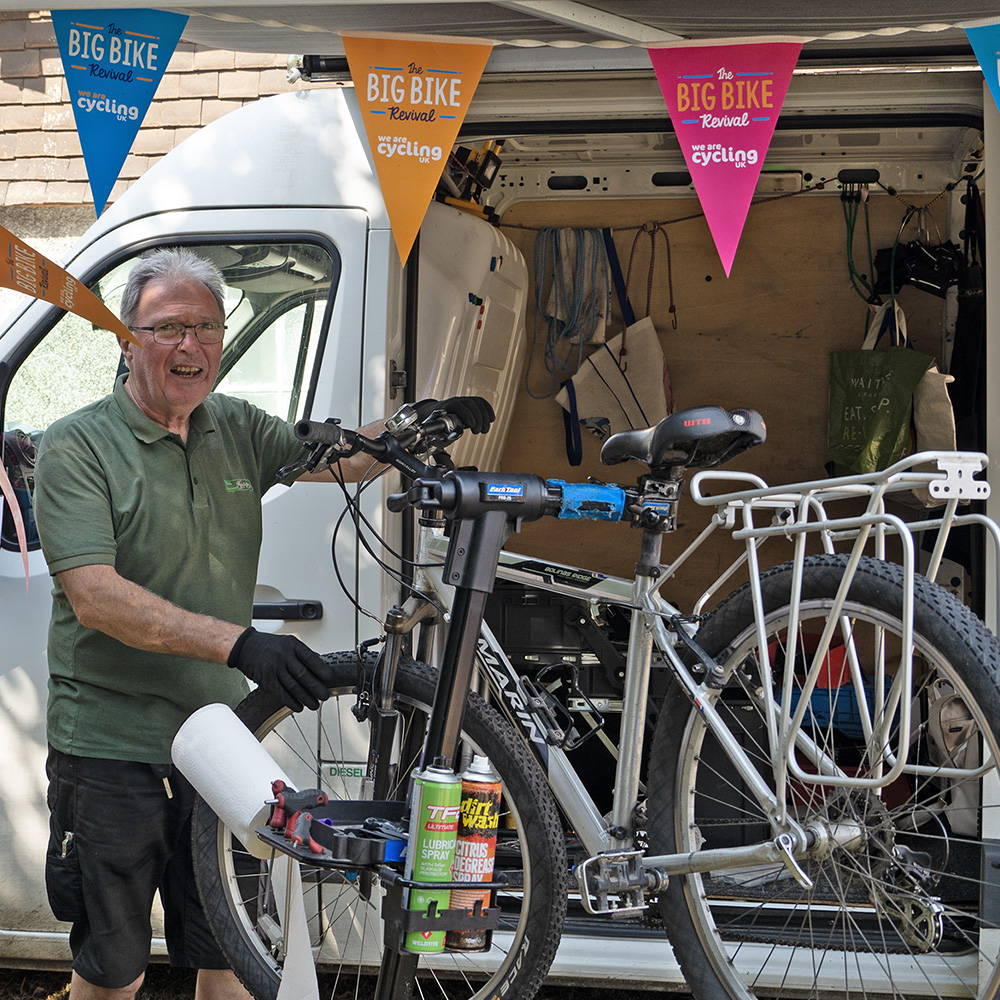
192, 653, 566, 1000
648, 553, 1000, 1000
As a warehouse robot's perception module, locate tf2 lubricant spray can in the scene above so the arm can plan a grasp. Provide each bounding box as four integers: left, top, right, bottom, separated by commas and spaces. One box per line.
446, 754, 501, 952
404, 758, 461, 954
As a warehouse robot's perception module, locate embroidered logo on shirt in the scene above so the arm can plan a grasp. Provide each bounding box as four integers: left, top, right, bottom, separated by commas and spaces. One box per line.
224, 478, 254, 493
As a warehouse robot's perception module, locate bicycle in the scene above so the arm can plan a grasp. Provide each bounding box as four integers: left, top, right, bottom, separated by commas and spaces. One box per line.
190, 402, 1000, 1000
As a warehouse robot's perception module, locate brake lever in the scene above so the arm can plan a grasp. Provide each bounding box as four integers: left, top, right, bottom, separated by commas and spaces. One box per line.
276, 459, 311, 480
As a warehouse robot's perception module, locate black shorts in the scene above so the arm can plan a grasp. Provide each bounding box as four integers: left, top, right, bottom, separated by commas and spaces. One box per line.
45, 746, 229, 989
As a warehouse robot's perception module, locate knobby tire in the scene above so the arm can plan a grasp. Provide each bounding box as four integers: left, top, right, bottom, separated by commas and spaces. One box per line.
649, 553, 1000, 1000
192, 653, 566, 1000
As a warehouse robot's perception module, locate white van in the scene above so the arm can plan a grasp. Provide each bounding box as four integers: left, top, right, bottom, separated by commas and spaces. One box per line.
0, 85, 530, 969
0, 49, 996, 986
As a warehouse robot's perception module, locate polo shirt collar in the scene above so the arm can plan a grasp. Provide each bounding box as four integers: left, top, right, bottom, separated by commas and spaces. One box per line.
113, 373, 217, 444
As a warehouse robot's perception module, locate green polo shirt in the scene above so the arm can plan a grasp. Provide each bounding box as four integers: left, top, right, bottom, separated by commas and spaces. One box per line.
34, 375, 309, 763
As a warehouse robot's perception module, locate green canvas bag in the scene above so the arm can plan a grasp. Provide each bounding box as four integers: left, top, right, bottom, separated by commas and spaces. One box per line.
826, 302, 933, 477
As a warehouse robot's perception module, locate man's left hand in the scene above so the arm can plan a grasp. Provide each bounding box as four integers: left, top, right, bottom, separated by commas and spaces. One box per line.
413, 396, 495, 434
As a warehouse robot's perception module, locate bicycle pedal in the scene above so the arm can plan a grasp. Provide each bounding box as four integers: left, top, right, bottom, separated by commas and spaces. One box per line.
574, 850, 651, 917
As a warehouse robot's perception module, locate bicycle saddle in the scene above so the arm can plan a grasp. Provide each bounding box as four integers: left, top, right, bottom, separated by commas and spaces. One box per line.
600, 406, 766, 471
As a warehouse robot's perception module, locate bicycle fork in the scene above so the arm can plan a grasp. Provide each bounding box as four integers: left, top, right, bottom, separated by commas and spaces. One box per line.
374, 508, 520, 1000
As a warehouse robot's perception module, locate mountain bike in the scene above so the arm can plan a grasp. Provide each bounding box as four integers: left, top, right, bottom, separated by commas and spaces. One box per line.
191, 402, 1000, 1000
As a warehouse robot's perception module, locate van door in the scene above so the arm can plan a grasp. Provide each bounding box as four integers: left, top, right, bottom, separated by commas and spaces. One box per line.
0, 207, 381, 956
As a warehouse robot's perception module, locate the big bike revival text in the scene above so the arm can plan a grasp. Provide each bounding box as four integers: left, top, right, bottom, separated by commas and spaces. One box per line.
342, 34, 493, 263
366, 61, 463, 162
647, 39, 802, 274
64, 21, 161, 120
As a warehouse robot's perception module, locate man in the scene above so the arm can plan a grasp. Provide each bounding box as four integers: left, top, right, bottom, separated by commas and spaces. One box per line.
33, 247, 493, 1000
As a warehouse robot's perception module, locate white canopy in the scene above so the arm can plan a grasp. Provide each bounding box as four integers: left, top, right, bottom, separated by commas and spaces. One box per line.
28, 1, 1000, 60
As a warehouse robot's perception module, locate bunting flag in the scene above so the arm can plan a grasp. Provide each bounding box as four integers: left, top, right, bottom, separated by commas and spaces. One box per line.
1, 225, 142, 588
343, 33, 493, 265
965, 21, 1000, 113
647, 38, 803, 276
52, 8, 187, 216
2, 224, 140, 345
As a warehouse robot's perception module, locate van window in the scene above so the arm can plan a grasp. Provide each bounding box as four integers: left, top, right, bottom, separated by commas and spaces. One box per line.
1, 239, 339, 552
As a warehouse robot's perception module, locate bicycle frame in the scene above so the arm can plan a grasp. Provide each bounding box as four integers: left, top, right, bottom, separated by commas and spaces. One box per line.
401, 450, 998, 893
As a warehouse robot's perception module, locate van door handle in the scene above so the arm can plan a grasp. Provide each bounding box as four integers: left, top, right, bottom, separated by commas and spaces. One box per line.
252, 600, 324, 621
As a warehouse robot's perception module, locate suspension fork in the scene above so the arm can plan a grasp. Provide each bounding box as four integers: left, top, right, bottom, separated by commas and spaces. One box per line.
366, 598, 441, 801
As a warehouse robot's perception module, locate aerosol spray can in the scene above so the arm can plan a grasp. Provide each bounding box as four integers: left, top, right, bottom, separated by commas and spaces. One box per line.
446, 754, 501, 952
404, 758, 461, 954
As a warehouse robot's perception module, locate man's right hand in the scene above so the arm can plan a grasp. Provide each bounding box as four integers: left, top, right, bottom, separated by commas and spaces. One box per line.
227, 628, 336, 712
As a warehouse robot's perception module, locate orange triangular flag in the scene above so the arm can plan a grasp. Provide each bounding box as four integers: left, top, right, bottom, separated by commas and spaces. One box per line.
1, 225, 140, 345
343, 33, 493, 265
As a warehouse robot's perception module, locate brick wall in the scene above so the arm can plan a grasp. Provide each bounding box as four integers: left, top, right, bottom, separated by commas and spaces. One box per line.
0, 9, 307, 209
0, 9, 326, 322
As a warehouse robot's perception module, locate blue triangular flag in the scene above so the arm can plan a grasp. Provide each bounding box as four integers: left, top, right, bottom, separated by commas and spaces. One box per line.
966, 21, 1000, 115
52, 9, 188, 215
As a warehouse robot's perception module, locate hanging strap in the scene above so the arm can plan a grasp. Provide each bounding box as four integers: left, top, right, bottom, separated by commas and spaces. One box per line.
602, 228, 635, 327
558, 231, 631, 466
964, 177, 985, 267
560, 378, 583, 467
625, 221, 678, 332
602, 227, 638, 372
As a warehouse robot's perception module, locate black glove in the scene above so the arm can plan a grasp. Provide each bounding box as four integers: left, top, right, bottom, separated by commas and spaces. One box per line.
412, 396, 496, 435
227, 627, 336, 712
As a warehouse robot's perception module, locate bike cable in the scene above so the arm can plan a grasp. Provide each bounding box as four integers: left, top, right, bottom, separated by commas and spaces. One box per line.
328, 461, 450, 623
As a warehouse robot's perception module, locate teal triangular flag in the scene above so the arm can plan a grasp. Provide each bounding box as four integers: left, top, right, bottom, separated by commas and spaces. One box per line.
52, 9, 188, 215
966, 21, 1000, 114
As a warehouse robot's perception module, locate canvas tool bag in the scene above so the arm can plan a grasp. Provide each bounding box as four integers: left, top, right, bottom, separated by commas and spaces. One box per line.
556, 227, 671, 464
826, 302, 934, 478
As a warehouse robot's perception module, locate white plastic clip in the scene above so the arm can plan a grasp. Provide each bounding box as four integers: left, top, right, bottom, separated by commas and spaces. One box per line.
718, 502, 739, 529
929, 455, 991, 502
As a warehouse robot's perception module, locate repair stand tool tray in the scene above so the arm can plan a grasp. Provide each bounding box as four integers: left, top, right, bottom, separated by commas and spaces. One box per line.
256, 798, 410, 866
255, 797, 502, 951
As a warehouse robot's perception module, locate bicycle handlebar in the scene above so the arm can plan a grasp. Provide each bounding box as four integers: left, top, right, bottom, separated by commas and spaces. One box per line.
293, 412, 634, 525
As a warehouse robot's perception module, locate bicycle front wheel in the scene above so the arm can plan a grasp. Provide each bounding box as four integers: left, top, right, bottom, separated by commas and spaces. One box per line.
192, 653, 566, 1000
648, 553, 1000, 1000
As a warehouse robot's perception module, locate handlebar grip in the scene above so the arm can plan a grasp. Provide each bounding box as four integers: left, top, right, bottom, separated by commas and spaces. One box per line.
294, 419, 344, 446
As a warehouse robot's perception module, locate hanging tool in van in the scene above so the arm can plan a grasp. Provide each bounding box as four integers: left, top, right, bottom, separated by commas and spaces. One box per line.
874, 200, 962, 299
436, 141, 504, 221
839, 170, 879, 304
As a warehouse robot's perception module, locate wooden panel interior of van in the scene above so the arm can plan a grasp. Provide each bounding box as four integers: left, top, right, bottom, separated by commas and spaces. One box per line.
498, 195, 946, 611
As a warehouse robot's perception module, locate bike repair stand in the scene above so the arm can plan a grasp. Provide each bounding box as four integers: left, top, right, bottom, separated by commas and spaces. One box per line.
374, 507, 520, 1000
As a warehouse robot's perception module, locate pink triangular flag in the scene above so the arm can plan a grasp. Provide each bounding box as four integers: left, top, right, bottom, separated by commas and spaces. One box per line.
648, 38, 803, 276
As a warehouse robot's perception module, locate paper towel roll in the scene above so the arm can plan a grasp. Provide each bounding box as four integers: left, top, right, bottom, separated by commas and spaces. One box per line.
172, 702, 291, 860
174, 704, 321, 1000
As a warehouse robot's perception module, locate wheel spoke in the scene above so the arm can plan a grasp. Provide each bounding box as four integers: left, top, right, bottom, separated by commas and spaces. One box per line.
193, 654, 566, 1000
650, 554, 1000, 999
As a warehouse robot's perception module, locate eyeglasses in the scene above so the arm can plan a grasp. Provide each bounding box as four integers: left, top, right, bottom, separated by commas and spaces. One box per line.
130, 322, 226, 345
